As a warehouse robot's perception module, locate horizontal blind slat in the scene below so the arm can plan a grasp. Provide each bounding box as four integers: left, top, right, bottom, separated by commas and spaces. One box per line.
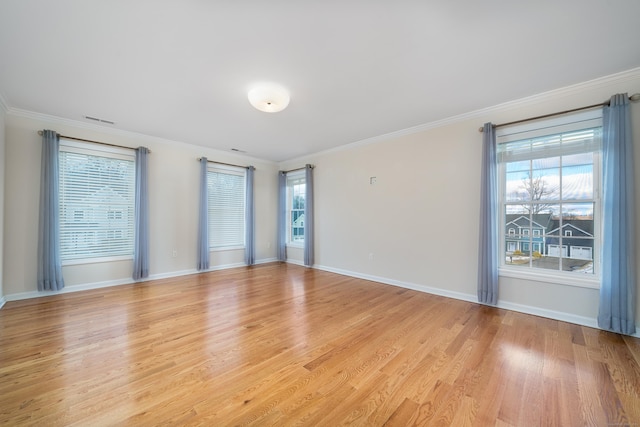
59, 148, 135, 260
207, 170, 245, 248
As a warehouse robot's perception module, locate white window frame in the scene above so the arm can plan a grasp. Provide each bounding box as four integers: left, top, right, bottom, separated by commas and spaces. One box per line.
497, 110, 602, 289
286, 170, 306, 247
207, 164, 246, 251
58, 139, 136, 265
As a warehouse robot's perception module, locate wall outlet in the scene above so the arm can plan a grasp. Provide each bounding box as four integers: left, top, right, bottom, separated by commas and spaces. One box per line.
369, 253, 374, 261
172, 249, 177, 258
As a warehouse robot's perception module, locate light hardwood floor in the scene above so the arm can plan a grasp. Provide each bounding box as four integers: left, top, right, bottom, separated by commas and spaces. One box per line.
1, 263, 639, 426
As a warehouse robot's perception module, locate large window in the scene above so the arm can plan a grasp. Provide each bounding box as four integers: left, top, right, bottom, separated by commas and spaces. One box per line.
208, 165, 246, 248
287, 172, 305, 244
498, 111, 601, 282
59, 140, 135, 262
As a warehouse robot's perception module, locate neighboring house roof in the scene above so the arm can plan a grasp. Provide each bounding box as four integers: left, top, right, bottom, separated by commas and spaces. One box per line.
505, 214, 553, 230
547, 220, 594, 237
292, 213, 305, 227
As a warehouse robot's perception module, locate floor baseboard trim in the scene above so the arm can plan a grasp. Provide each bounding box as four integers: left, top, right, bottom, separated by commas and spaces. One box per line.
3, 261, 638, 337
313, 264, 640, 338
2, 259, 275, 304
314, 264, 477, 303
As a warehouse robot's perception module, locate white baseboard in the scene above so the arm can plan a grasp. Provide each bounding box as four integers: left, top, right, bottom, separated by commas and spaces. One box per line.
2, 258, 276, 303
313, 264, 639, 338
284, 258, 306, 267
314, 264, 478, 303
255, 257, 279, 265
5, 277, 135, 302
3, 260, 637, 338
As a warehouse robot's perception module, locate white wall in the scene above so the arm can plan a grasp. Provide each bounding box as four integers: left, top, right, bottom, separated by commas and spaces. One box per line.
0, 101, 5, 304
280, 69, 640, 330
3, 113, 278, 297
3, 69, 639, 333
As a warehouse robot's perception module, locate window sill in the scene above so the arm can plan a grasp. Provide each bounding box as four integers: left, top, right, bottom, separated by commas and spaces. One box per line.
286, 243, 304, 249
62, 255, 133, 266
499, 267, 600, 290
210, 245, 245, 252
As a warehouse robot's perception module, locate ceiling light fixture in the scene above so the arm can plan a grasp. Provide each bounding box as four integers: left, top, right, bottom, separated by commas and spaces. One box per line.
248, 83, 290, 113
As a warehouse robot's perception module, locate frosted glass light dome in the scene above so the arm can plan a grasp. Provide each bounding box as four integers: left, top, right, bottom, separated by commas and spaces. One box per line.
248, 83, 290, 113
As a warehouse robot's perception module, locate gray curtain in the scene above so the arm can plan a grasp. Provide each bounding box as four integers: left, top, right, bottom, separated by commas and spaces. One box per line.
197, 157, 210, 270
477, 123, 498, 305
304, 164, 314, 267
37, 130, 65, 291
132, 147, 150, 280
277, 171, 287, 261
245, 166, 255, 265
598, 94, 636, 335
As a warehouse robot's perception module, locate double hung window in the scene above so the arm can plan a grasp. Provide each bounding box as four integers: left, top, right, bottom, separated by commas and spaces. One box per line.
497, 110, 602, 283
208, 165, 246, 249
59, 140, 135, 262
286, 171, 306, 245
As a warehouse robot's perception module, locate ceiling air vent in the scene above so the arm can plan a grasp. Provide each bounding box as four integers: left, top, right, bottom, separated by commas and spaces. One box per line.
84, 115, 115, 125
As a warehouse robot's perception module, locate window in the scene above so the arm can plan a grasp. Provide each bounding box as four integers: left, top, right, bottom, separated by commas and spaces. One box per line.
287, 171, 306, 244
498, 110, 601, 280
208, 165, 246, 249
59, 140, 135, 262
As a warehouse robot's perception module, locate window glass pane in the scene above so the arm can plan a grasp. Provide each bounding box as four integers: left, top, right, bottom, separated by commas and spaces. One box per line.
561, 152, 593, 200
560, 203, 595, 273
504, 206, 532, 268
505, 170, 528, 203
288, 175, 306, 244
530, 157, 560, 203
208, 169, 245, 248
59, 149, 135, 260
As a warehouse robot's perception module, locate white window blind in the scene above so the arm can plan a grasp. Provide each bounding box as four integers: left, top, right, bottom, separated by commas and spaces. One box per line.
59, 141, 135, 262
497, 109, 602, 161
208, 166, 246, 248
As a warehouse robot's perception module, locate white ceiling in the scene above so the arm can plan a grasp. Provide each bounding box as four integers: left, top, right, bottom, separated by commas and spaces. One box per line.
1, 1, 639, 162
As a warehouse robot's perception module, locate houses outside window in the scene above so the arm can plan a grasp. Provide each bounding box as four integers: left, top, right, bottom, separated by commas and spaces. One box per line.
207, 165, 246, 249
59, 140, 135, 262
498, 110, 601, 282
287, 171, 305, 244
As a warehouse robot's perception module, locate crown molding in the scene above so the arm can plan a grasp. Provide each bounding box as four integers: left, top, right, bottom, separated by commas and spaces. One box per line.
6, 107, 277, 167
281, 66, 640, 165
3, 66, 639, 167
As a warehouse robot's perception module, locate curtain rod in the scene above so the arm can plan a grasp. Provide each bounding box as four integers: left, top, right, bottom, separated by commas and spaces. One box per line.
198, 158, 252, 169
478, 93, 640, 132
282, 165, 315, 173
38, 130, 151, 153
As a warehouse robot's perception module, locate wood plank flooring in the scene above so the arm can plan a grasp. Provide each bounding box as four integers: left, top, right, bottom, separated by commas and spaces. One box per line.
1, 263, 639, 426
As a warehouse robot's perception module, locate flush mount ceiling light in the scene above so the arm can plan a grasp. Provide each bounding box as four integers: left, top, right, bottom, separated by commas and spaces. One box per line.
247, 83, 290, 113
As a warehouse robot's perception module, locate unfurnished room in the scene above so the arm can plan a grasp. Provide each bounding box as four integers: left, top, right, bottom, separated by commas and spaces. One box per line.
1, 1, 640, 425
